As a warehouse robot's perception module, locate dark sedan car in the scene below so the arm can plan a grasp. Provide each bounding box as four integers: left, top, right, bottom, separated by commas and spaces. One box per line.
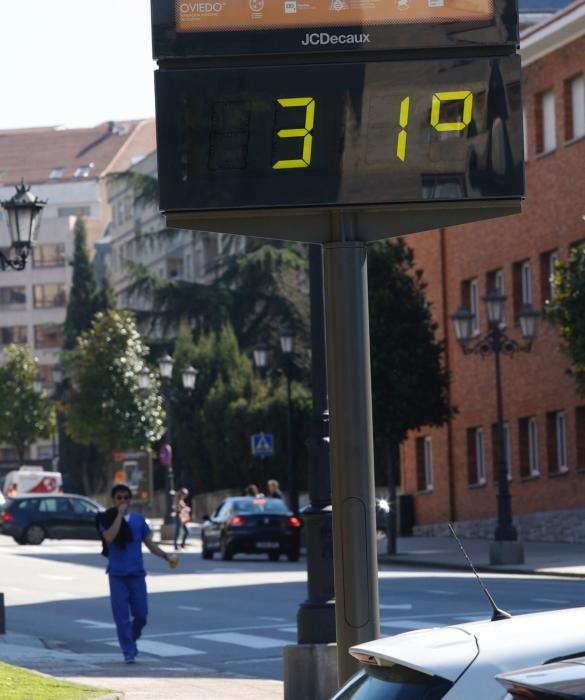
0, 494, 104, 545
201, 496, 301, 561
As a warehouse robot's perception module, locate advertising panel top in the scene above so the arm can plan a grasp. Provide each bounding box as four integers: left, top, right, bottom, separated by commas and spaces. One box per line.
151, 0, 519, 58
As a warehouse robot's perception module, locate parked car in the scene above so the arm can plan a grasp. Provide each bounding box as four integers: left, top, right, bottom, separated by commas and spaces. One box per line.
497, 657, 585, 699
0, 494, 104, 545
331, 607, 585, 699
201, 496, 301, 561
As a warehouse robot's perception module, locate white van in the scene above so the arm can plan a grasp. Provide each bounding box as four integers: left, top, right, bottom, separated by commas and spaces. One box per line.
2, 466, 63, 498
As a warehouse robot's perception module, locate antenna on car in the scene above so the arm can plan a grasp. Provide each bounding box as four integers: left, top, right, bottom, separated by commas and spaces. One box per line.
448, 523, 511, 622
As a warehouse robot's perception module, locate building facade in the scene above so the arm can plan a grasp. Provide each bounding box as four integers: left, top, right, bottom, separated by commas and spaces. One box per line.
0, 120, 155, 468
400, 0, 585, 541
104, 150, 245, 337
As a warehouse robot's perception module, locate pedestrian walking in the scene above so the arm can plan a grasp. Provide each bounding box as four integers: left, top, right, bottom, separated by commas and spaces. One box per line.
174, 487, 191, 550
266, 479, 283, 499
97, 484, 174, 664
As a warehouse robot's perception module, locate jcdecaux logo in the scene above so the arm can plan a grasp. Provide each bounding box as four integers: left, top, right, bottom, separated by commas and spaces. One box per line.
301, 32, 371, 46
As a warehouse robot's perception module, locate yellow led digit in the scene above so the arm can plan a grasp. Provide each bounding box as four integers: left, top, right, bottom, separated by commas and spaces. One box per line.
396, 96, 410, 162
430, 91, 474, 132
272, 97, 315, 170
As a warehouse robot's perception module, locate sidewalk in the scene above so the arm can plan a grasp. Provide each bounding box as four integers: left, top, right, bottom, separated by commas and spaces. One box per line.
378, 535, 585, 577
0, 632, 283, 700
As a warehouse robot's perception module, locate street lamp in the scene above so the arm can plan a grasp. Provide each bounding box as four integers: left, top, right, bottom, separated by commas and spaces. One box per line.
0, 181, 46, 271
252, 332, 298, 514
137, 358, 198, 525
450, 290, 539, 565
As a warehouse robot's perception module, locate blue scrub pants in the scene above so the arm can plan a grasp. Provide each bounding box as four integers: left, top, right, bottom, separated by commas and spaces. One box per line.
109, 574, 148, 659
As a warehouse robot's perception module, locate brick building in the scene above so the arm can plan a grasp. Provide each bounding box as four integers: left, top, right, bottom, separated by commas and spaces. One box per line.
400, 0, 585, 541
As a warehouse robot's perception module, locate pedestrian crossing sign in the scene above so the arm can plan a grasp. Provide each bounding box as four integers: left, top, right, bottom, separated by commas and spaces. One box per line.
251, 433, 274, 457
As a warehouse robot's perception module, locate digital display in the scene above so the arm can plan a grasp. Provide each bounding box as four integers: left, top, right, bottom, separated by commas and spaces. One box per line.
155, 56, 523, 215
175, 0, 493, 32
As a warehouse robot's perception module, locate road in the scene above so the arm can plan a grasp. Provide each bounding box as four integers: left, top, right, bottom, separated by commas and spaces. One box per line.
2, 532, 585, 682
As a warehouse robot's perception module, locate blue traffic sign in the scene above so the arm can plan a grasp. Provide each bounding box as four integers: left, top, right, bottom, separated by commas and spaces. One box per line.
251, 433, 274, 457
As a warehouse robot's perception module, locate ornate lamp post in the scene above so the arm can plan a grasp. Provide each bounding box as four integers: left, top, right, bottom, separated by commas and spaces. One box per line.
1, 182, 46, 271
253, 333, 298, 513
451, 290, 539, 565
137, 357, 198, 526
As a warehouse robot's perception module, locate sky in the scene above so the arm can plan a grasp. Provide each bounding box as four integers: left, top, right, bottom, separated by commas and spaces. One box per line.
0, 0, 156, 130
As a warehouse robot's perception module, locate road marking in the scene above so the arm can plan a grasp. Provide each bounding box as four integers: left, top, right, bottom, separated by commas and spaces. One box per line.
193, 632, 289, 649
425, 589, 456, 595
76, 619, 116, 630
106, 640, 206, 657
226, 656, 283, 664
379, 604, 413, 610
258, 616, 286, 622
532, 598, 570, 604
40, 574, 76, 581
210, 568, 246, 573
177, 606, 202, 611
279, 626, 297, 633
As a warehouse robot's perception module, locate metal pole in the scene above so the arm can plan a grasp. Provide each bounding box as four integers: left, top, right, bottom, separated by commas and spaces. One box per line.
323, 216, 380, 685
493, 326, 517, 541
286, 363, 298, 514
297, 243, 336, 644
164, 386, 176, 526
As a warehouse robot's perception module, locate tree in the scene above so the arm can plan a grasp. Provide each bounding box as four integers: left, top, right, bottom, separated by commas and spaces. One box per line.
547, 244, 585, 396
368, 239, 454, 551
64, 217, 97, 350
0, 345, 56, 462
64, 310, 165, 493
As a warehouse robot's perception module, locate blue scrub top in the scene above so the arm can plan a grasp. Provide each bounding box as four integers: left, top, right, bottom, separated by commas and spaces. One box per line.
101, 512, 152, 576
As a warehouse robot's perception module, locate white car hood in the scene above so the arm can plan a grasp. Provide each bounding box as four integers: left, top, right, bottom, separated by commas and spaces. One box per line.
350, 626, 478, 682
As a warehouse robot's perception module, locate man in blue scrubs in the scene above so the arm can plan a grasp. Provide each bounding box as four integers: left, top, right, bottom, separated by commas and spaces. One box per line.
100, 484, 172, 663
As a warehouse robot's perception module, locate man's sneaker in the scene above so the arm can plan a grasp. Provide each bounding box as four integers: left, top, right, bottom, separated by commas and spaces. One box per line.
124, 654, 136, 664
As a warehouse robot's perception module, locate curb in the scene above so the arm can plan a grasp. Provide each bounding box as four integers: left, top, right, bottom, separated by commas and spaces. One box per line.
378, 555, 585, 579
95, 694, 124, 700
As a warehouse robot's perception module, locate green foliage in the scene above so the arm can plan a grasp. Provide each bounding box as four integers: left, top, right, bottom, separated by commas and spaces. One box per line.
0, 346, 55, 461
547, 245, 585, 396
95, 265, 116, 314
167, 322, 310, 494
368, 238, 454, 448
64, 217, 97, 350
64, 310, 165, 453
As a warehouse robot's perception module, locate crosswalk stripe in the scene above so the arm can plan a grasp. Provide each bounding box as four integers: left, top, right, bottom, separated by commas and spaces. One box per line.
106, 640, 206, 657
379, 604, 413, 610
193, 632, 289, 649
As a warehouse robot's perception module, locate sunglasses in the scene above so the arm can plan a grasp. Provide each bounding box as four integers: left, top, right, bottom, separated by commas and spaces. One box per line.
115, 495, 131, 501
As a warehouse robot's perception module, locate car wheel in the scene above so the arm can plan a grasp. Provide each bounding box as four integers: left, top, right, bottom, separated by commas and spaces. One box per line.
201, 543, 213, 559
24, 525, 46, 545
13, 536, 26, 545
287, 552, 300, 562
268, 551, 280, 562
220, 538, 234, 561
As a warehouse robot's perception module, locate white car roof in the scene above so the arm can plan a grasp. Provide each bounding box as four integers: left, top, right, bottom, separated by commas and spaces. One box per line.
351, 607, 585, 694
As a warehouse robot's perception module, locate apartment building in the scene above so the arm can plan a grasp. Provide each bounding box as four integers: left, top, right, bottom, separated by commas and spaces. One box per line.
104, 150, 245, 335
0, 120, 155, 467
399, 0, 585, 542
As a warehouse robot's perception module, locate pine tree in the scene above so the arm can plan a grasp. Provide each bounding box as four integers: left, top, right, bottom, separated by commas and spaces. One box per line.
64, 217, 97, 350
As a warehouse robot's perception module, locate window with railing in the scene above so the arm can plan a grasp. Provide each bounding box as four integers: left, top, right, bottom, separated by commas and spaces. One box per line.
33, 284, 67, 309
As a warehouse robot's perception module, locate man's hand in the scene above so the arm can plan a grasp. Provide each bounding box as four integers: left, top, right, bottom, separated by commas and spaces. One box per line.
117, 501, 130, 516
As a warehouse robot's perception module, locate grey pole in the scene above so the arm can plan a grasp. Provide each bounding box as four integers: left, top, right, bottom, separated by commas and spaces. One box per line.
163, 385, 176, 526
323, 216, 380, 684
297, 243, 336, 644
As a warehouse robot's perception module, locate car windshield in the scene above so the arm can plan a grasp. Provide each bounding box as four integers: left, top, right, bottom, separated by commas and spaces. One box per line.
232, 498, 290, 514
332, 666, 453, 700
